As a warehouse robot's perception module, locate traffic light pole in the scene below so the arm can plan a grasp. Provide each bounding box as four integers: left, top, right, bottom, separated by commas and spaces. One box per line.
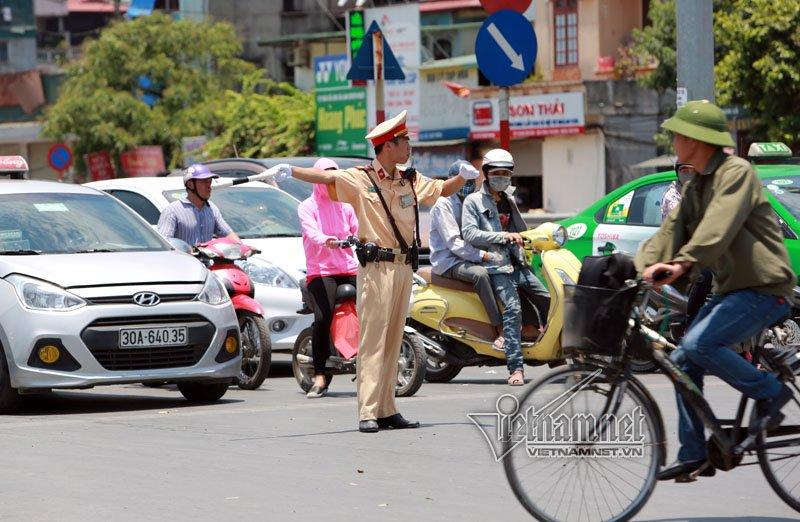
499, 87, 510, 150
373, 30, 386, 124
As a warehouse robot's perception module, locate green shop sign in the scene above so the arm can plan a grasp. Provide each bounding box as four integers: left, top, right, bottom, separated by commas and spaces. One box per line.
314, 54, 368, 156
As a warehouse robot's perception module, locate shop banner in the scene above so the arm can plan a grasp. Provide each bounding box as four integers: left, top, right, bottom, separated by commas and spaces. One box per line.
120, 146, 165, 177
418, 61, 477, 141
315, 54, 368, 156
85, 151, 116, 181
469, 91, 585, 140
365, 3, 421, 134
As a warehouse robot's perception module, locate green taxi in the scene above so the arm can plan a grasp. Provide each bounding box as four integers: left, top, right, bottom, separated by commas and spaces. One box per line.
540, 143, 800, 278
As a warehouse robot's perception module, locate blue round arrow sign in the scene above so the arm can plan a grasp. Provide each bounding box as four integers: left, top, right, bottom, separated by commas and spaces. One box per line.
476, 10, 537, 87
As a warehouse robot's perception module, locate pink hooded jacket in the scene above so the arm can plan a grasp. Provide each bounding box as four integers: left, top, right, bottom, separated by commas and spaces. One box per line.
298, 159, 359, 279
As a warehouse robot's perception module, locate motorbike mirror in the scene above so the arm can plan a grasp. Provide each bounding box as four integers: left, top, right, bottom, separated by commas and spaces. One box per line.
168, 238, 194, 255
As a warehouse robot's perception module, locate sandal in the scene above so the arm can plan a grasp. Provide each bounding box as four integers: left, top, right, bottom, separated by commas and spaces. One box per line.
492, 336, 506, 352
508, 370, 525, 386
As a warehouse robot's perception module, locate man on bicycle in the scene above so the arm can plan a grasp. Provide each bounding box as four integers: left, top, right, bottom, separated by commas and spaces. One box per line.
636, 99, 795, 481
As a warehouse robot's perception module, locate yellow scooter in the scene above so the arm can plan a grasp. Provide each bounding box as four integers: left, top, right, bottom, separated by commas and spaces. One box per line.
410, 222, 581, 382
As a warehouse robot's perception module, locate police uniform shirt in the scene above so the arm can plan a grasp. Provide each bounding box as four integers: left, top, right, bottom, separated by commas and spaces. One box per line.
328, 159, 443, 249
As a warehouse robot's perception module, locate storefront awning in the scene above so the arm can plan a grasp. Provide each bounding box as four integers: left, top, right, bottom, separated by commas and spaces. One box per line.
258, 31, 345, 46
419, 54, 477, 70
412, 138, 467, 147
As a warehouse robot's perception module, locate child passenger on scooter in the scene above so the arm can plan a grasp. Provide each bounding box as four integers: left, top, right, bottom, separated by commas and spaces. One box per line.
462, 149, 551, 386
298, 158, 359, 398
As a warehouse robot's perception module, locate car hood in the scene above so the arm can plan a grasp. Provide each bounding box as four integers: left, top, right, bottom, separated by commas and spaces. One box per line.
239, 237, 306, 279
0, 251, 206, 289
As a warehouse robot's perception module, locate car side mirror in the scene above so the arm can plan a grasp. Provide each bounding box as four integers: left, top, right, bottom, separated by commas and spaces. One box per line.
168, 238, 194, 254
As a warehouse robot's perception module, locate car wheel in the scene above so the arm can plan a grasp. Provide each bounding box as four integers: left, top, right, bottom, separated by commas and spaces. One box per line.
0, 343, 20, 413
177, 382, 229, 403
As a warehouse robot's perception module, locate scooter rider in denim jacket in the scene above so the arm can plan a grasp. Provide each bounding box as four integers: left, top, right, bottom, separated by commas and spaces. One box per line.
461, 149, 551, 386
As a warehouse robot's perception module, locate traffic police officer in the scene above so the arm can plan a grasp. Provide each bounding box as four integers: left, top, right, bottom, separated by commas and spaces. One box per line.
268, 111, 479, 432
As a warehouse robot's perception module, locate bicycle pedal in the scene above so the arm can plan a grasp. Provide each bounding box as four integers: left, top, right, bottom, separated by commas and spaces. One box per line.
674, 474, 697, 483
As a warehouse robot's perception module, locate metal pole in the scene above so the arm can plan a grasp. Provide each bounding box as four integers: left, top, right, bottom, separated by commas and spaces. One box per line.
373, 30, 385, 124
676, 0, 715, 105
499, 87, 510, 150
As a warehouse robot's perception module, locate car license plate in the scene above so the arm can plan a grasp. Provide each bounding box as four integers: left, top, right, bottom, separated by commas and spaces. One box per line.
119, 326, 188, 348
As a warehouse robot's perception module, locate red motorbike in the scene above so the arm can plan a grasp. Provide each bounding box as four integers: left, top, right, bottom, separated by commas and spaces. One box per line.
195, 237, 272, 390
291, 236, 426, 397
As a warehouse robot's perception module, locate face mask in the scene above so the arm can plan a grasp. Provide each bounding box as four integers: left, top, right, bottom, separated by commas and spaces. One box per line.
488, 175, 511, 192
458, 179, 476, 198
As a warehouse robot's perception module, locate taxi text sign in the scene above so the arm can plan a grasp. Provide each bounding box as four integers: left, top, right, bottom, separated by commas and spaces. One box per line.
469, 91, 585, 139
315, 54, 368, 156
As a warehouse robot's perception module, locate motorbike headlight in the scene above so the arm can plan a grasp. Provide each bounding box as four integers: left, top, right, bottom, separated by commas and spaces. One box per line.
5, 274, 86, 312
552, 225, 568, 247
197, 272, 230, 305
235, 258, 298, 289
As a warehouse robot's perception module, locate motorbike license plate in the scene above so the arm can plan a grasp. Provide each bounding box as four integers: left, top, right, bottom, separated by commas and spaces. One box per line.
119, 327, 188, 349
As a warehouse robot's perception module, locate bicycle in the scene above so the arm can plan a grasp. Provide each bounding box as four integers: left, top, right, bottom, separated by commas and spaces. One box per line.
502, 279, 800, 522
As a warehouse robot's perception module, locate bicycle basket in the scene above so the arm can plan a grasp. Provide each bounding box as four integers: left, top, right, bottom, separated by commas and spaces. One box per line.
561, 284, 638, 356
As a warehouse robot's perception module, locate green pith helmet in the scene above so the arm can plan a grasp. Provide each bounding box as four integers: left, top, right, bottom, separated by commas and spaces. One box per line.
661, 99, 735, 147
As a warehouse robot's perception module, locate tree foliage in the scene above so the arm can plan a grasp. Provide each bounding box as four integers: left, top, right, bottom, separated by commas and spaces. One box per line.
632, 0, 800, 145
631, 0, 677, 92
203, 72, 315, 159
716, 0, 800, 143
44, 13, 256, 171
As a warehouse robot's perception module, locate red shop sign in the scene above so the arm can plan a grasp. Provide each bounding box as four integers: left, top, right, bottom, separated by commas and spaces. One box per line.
85, 151, 116, 181
119, 146, 166, 177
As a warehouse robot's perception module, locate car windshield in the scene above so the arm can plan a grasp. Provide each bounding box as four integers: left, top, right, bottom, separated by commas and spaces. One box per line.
762, 176, 800, 221
164, 187, 301, 239
0, 192, 169, 254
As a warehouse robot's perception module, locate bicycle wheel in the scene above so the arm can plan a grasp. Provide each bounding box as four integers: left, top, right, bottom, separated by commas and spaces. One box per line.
503, 364, 662, 522
757, 383, 800, 513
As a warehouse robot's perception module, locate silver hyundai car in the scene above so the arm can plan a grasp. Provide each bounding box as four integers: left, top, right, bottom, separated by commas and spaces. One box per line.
0, 179, 241, 411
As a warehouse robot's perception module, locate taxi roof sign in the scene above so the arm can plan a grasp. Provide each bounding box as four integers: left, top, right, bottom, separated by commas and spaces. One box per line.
748, 142, 792, 158
0, 156, 29, 174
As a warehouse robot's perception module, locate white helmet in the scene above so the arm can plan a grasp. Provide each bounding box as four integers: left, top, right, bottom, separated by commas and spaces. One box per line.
482, 148, 514, 173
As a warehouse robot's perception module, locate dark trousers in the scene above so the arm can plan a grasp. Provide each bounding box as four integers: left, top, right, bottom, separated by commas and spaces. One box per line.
307, 275, 357, 374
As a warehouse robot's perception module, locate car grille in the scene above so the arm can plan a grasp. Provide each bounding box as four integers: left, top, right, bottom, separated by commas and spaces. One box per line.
86, 294, 197, 305
80, 314, 215, 371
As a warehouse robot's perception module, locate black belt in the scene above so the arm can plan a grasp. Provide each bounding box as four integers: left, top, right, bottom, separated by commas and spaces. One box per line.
375, 246, 408, 264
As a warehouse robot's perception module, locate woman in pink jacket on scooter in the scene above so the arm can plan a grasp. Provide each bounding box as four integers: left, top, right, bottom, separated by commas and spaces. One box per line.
298, 158, 359, 398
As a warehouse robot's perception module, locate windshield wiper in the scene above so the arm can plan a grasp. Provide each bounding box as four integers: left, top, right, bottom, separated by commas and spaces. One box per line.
70, 248, 117, 254
262, 233, 301, 238
0, 249, 42, 255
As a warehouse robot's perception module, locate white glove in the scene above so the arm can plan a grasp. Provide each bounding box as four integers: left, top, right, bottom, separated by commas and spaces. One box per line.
268, 163, 293, 183
458, 163, 480, 180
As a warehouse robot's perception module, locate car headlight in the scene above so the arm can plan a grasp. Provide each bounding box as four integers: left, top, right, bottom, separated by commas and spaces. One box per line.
235, 258, 298, 289
5, 274, 86, 312
197, 272, 230, 305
